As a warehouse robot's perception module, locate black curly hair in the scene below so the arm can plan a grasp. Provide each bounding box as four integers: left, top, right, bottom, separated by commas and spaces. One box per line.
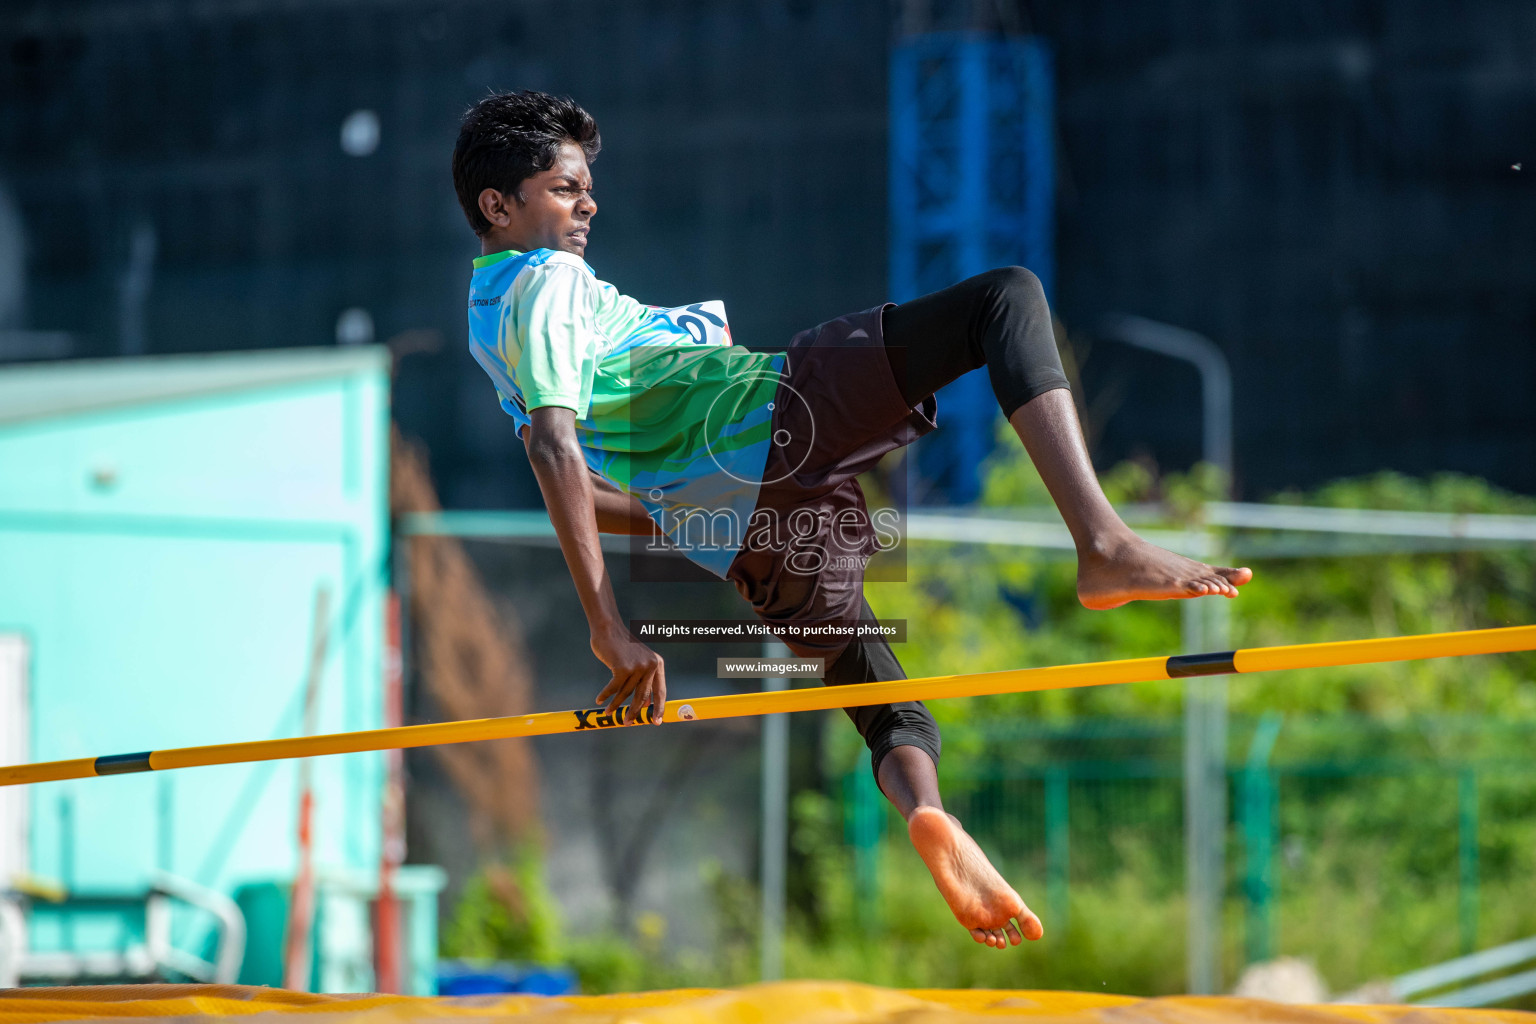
452, 90, 601, 236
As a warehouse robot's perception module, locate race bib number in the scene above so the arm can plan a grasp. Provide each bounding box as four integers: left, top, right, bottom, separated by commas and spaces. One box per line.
650, 301, 733, 347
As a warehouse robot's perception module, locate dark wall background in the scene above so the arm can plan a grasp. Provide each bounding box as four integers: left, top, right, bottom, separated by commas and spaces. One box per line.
2, 0, 1533, 500
1033, 1, 1536, 494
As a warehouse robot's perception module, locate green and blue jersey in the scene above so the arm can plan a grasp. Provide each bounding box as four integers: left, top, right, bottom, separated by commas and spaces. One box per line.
467, 248, 785, 576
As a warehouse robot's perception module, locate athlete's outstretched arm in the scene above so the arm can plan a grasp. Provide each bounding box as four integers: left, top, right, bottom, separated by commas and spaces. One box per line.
524, 406, 666, 723
517, 425, 660, 536
587, 472, 665, 536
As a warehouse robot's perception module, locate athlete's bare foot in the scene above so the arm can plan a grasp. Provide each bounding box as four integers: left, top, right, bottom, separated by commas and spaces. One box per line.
1076, 530, 1252, 611
907, 806, 1043, 949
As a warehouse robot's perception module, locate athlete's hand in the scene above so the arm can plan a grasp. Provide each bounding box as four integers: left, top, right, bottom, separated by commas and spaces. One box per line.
591, 624, 667, 725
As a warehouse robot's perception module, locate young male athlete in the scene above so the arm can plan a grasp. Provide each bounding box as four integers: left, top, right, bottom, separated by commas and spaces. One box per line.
455, 91, 1252, 949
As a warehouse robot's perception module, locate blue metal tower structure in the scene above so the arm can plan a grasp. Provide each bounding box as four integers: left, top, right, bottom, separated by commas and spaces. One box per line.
889, 32, 1055, 504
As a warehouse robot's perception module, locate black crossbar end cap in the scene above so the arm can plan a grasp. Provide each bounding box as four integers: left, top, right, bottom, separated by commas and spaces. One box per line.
95, 752, 153, 775
1166, 651, 1237, 678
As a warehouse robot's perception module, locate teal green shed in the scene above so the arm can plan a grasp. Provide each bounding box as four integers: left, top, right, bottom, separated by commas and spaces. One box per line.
0, 347, 426, 988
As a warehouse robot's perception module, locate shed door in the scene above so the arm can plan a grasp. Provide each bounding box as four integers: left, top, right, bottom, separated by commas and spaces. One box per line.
0, 634, 27, 885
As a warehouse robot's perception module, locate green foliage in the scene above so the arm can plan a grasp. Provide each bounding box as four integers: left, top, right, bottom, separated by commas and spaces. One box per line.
788, 790, 854, 938
829, 456, 1536, 995
1271, 792, 1536, 993
773, 787, 1190, 991
441, 848, 763, 994
871, 453, 1536, 728
441, 846, 563, 965
1225, 472, 1536, 718
443, 456, 1536, 998
560, 934, 655, 994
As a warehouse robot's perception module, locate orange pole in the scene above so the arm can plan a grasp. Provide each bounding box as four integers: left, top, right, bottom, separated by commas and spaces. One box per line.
374, 592, 405, 994
2, 624, 1533, 788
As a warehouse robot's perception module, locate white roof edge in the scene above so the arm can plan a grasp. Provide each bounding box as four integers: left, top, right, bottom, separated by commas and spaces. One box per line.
0, 346, 391, 426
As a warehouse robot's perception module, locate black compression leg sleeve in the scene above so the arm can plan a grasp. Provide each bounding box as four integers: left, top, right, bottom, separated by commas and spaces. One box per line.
822, 597, 941, 777
882, 266, 1070, 418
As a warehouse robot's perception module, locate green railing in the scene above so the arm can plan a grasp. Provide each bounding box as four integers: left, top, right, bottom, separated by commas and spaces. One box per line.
838, 716, 1536, 971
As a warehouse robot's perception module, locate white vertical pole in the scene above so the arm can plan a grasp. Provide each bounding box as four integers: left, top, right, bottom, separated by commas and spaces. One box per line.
1182, 599, 1208, 993
759, 639, 790, 982
1183, 595, 1230, 995
1096, 318, 1235, 995
0, 636, 29, 888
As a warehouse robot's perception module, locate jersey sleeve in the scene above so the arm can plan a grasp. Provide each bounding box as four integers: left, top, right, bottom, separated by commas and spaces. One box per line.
507, 258, 601, 417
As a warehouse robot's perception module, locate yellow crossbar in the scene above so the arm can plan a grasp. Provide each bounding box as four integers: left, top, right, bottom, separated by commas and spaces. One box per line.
3, 624, 1532, 789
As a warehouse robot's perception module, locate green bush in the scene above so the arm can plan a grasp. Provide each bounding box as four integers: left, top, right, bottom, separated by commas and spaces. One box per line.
441, 456, 1536, 999
441, 846, 562, 965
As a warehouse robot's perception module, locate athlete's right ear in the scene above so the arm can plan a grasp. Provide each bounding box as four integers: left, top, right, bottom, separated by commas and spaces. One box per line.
477, 187, 519, 228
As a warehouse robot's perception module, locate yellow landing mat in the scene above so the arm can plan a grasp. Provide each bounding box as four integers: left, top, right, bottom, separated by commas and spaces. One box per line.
0, 983, 1531, 1024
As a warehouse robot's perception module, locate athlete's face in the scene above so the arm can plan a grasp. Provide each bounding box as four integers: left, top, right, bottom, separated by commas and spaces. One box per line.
479, 142, 596, 257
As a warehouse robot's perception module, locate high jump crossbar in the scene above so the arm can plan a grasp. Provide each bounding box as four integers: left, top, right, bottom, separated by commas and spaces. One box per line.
3, 624, 1533, 789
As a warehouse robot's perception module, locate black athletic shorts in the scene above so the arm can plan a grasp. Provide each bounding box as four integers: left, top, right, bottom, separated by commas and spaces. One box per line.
725, 304, 934, 658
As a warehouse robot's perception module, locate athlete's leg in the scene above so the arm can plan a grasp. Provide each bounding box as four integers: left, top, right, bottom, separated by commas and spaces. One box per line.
882, 268, 1252, 606
882, 266, 1068, 417
1010, 389, 1251, 607
823, 597, 1042, 947
822, 599, 941, 800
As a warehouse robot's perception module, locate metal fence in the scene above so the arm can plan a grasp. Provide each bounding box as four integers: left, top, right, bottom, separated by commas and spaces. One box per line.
838, 715, 1536, 981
